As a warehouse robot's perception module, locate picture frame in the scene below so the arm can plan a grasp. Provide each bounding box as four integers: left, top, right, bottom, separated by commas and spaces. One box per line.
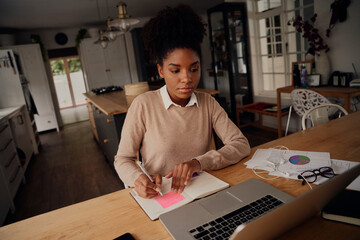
292, 61, 313, 85
308, 74, 321, 87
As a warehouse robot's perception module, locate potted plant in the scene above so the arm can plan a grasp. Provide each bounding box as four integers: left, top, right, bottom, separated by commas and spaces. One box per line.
290, 14, 331, 85
75, 28, 88, 48
291, 14, 330, 55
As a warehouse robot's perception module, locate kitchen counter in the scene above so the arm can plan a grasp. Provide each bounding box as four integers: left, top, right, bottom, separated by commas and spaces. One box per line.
83, 91, 134, 116
83, 91, 129, 169
0, 106, 23, 121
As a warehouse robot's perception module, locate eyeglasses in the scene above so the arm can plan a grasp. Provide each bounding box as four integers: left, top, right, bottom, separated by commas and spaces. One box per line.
297, 167, 335, 185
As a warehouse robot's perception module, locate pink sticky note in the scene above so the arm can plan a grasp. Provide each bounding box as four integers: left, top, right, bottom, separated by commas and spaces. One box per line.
155, 192, 185, 208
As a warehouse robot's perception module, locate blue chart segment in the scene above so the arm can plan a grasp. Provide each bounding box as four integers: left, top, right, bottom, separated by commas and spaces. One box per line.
289, 155, 310, 165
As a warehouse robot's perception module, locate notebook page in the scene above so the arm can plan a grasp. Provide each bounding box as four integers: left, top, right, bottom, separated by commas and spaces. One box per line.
129, 172, 229, 220
184, 171, 230, 199
129, 177, 193, 220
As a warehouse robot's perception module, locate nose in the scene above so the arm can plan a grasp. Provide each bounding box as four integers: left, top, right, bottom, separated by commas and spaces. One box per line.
181, 70, 192, 83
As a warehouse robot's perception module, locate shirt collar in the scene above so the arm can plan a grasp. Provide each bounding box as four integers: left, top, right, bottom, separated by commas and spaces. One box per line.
160, 85, 198, 110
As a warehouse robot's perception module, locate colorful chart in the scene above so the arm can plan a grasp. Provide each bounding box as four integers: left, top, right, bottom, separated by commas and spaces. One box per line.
289, 155, 310, 165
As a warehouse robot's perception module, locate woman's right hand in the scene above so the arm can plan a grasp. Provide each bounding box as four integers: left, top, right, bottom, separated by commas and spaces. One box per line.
134, 173, 162, 199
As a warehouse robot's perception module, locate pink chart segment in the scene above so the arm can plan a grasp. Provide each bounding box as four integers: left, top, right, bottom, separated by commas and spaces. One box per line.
289, 155, 310, 165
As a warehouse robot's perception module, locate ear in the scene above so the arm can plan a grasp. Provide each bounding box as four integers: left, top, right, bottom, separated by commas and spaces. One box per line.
157, 64, 165, 78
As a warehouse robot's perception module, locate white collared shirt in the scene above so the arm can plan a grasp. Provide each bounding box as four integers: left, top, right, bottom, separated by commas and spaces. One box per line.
160, 85, 198, 110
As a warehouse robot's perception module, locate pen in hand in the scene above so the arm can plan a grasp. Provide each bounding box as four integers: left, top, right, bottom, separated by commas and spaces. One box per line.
136, 161, 163, 196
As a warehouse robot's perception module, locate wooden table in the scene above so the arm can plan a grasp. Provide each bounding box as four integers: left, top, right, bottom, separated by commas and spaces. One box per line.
276, 86, 360, 138
1, 112, 360, 239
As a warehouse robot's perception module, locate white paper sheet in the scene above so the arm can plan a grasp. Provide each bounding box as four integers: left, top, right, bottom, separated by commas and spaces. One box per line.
246, 148, 331, 178
246, 149, 360, 191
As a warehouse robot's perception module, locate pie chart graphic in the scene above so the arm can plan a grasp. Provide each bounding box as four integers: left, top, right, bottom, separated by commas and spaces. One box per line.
289, 155, 310, 165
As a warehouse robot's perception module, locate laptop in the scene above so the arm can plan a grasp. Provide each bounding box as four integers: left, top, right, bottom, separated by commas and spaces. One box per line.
159, 164, 360, 240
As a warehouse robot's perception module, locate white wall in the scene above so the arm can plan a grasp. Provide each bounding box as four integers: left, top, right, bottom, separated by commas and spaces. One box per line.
14, 27, 80, 49
315, 0, 360, 74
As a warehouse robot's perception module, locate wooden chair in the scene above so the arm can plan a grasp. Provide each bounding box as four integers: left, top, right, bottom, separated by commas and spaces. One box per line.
124, 82, 150, 96
301, 103, 348, 130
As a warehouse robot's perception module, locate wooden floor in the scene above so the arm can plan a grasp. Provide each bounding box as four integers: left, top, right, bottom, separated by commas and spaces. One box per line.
241, 126, 278, 148
4, 121, 124, 226
3, 121, 277, 226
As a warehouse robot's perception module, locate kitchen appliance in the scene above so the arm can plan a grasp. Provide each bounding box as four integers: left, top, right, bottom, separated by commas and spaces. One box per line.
329, 71, 353, 87
0, 49, 40, 154
0, 50, 37, 115
91, 85, 123, 94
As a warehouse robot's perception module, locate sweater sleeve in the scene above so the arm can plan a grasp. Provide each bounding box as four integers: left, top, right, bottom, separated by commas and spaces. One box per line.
114, 97, 145, 187
195, 96, 251, 170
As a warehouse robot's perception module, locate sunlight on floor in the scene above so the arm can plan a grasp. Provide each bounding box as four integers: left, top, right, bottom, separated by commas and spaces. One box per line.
60, 105, 89, 125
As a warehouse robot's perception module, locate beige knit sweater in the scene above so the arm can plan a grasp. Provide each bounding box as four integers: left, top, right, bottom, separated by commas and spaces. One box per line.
114, 89, 250, 187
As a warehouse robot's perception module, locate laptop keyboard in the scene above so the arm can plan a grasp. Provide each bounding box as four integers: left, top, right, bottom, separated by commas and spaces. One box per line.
188, 195, 283, 240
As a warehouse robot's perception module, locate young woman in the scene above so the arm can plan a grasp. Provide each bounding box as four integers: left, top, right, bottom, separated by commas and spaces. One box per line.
114, 5, 250, 198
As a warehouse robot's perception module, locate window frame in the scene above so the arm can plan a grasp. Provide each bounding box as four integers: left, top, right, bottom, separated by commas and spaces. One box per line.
251, 0, 314, 97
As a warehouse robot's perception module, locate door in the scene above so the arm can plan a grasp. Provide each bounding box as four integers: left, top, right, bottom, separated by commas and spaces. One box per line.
208, 3, 253, 122
50, 56, 86, 109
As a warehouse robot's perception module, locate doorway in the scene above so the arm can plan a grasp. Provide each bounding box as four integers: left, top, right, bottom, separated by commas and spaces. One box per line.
49, 56, 89, 125
50, 56, 86, 108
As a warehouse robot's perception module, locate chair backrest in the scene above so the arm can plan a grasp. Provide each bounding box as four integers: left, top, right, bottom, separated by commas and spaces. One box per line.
301, 103, 348, 130
124, 82, 150, 96
290, 89, 331, 117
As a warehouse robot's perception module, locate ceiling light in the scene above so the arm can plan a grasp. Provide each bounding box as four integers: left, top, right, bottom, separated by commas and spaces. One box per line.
103, 17, 124, 41
94, 30, 109, 48
109, 1, 140, 32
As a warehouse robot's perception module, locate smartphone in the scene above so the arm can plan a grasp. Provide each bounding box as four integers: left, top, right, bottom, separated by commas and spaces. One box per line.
113, 232, 135, 240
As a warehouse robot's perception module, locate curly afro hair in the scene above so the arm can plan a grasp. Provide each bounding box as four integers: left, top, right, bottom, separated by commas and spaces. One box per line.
142, 4, 206, 66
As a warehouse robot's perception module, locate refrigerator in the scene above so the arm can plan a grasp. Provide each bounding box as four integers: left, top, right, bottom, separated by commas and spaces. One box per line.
0, 44, 60, 133
0, 49, 25, 108
0, 49, 40, 158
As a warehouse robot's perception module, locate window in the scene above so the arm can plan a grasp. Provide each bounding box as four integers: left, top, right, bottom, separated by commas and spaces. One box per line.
253, 0, 314, 92
257, 0, 282, 12
258, 9, 285, 91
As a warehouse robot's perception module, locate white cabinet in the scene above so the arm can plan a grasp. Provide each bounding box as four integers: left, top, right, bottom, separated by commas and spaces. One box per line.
0, 117, 25, 226
8, 106, 34, 171
79, 36, 133, 90
0, 44, 59, 132
0, 169, 11, 226
0, 49, 39, 155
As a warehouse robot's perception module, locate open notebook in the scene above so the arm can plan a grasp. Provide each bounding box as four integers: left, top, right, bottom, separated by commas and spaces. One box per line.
129, 171, 230, 220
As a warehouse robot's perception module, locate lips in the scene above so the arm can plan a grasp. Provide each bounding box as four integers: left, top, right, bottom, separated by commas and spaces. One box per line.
178, 87, 193, 93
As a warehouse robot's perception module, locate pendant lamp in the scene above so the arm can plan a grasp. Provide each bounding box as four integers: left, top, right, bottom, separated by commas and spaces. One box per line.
109, 1, 140, 32
103, 17, 124, 41
94, 30, 109, 48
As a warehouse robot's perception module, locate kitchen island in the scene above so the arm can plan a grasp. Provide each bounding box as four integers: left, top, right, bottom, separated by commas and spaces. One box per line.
84, 91, 132, 171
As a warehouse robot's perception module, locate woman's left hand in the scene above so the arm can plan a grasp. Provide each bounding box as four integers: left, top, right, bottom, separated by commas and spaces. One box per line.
166, 159, 201, 193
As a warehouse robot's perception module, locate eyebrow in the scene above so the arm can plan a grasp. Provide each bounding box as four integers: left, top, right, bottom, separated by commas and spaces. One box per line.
168, 61, 200, 67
